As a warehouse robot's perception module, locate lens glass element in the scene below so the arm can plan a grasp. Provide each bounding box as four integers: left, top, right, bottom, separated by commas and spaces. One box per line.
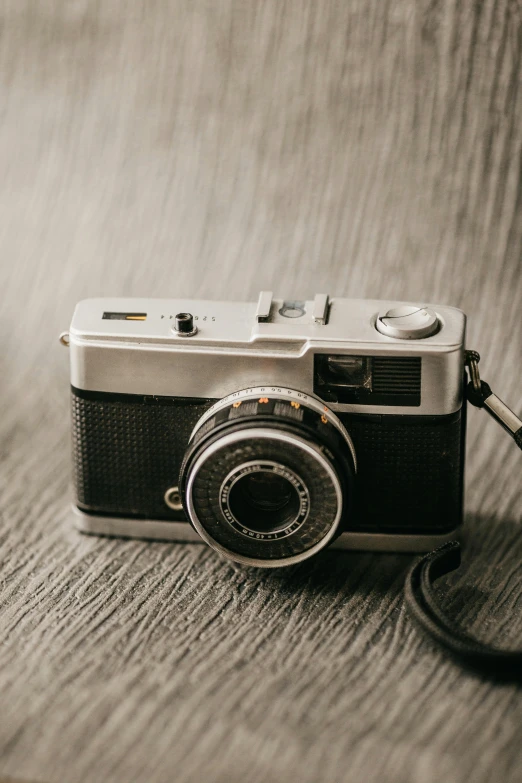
221, 462, 309, 539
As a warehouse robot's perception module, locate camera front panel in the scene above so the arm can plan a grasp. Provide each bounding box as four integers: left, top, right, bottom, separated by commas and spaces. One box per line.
71, 388, 213, 521
71, 387, 465, 537
337, 408, 465, 534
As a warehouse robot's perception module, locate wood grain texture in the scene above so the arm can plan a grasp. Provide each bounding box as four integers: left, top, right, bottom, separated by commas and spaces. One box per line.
0, 1, 521, 781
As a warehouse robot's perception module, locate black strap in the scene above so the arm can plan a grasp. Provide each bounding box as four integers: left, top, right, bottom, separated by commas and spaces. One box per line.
405, 353, 522, 677
465, 379, 522, 450
464, 351, 522, 451
465, 379, 492, 409
404, 541, 522, 680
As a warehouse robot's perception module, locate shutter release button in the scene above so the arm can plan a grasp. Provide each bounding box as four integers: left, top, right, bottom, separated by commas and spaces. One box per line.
173, 312, 198, 337
376, 305, 439, 339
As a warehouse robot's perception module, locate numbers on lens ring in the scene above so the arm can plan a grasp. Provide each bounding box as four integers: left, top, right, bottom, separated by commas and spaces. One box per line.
211, 388, 310, 415
193, 316, 216, 321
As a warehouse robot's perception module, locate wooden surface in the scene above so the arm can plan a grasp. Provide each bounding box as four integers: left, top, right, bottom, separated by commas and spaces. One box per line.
1, 2, 522, 781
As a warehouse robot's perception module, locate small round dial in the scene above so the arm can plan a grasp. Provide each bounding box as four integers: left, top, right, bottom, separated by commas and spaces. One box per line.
376, 305, 439, 339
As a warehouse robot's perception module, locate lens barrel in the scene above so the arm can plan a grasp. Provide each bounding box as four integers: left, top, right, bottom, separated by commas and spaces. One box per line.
179, 390, 356, 567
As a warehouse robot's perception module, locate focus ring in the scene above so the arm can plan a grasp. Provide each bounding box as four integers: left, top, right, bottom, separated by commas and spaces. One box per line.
190, 386, 357, 470
189, 397, 351, 460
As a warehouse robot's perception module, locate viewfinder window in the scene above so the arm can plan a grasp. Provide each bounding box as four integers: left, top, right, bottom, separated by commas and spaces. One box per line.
320, 356, 372, 390
314, 354, 421, 406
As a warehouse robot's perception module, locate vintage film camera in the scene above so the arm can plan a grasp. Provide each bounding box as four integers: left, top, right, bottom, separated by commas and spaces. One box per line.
64, 293, 466, 567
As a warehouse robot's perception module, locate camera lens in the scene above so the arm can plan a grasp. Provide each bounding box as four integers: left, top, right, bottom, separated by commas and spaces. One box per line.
229, 468, 298, 530
221, 461, 309, 538
179, 388, 356, 567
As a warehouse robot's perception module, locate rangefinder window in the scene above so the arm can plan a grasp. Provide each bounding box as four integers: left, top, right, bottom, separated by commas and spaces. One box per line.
314, 354, 422, 406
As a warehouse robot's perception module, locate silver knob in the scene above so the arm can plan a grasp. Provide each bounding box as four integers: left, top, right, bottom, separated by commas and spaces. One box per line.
376, 305, 439, 339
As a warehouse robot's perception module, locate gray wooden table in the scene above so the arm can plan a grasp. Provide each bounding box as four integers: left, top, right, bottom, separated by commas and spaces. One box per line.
1, 2, 521, 782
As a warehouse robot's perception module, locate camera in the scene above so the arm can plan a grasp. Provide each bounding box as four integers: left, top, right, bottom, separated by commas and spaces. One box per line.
65, 292, 466, 567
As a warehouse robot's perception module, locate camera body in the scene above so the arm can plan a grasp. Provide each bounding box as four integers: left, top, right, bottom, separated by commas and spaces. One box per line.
67, 293, 466, 567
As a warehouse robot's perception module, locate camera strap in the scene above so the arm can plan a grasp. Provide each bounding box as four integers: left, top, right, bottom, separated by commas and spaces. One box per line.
404, 351, 522, 679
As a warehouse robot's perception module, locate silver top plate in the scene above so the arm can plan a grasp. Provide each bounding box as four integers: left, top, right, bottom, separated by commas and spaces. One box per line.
67, 295, 466, 415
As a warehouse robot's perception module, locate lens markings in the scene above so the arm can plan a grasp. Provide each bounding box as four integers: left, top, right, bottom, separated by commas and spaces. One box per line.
219, 461, 310, 541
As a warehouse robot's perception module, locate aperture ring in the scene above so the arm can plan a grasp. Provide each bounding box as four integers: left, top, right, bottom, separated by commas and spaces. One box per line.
190, 386, 357, 471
